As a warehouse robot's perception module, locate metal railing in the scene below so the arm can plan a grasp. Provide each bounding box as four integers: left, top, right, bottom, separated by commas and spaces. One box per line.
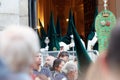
41, 50, 99, 64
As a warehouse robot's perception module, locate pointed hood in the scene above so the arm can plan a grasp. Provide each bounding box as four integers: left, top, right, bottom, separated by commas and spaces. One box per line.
39, 19, 47, 38
47, 12, 60, 51
67, 9, 73, 35
87, 7, 98, 50
73, 12, 76, 28
61, 9, 73, 44
56, 16, 62, 42
38, 19, 47, 48
88, 7, 98, 40
71, 22, 92, 71
48, 12, 57, 36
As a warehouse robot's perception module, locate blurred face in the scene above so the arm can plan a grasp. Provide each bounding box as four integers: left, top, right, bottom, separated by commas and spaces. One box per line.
56, 61, 65, 72
69, 70, 78, 79
60, 56, 69, 62
34, 53, 42, 65
45, 56, 56, 67
45, 57, 50, 65
45, 56, 51, 67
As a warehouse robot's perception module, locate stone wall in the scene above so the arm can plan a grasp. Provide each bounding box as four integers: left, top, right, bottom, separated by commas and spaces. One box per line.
0, 0, 28, 30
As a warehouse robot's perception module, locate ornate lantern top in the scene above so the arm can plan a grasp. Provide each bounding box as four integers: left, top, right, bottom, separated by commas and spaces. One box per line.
45, 37, 50, 44
103, 0, 108, 10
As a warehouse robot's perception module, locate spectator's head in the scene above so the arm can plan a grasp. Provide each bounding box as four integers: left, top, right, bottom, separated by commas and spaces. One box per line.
52, 59, 65, 72
58, 51, 69, 62
62, 61, 78, 80
0, 26, 40, 73
74, 57, 78, 65
34, 52, 42, 66
44, 55, 56, 67
106, 22, 120, 75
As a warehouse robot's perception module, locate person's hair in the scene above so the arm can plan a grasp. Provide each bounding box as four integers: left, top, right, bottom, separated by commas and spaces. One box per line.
74, 57, 77, 62
106, 22, 120, 70
58, 51, 69, 58
62, 61, 77, 74
52, 59, 64, 70
0, 25, 40, 73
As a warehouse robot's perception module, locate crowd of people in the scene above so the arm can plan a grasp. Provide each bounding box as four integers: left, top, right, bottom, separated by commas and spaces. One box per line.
0, 21, 120, 80
0, 25, 78, 80
32, 51, 78, 80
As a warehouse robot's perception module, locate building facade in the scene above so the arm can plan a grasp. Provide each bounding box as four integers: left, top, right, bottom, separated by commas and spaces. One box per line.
0, 0, 28, 30
0, 0, 119, 36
